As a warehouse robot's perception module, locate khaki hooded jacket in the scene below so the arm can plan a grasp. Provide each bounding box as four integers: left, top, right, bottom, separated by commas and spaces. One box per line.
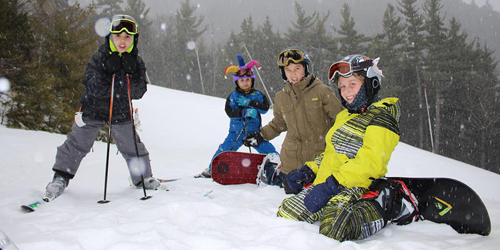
260, 75, 343, 174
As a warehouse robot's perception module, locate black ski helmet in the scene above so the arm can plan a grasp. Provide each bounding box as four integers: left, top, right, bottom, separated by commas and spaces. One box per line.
276, 47, 311, 81
328, 54, 384, 108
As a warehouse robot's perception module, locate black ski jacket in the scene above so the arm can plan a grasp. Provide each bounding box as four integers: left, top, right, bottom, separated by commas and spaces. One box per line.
80, 38, 148, 124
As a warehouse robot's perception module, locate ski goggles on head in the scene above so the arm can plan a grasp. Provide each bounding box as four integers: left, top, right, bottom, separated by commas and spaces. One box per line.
110, 19, 138, 35
277, 48, 306, 67
235, 68, 253, 77
328, 60, 373, 82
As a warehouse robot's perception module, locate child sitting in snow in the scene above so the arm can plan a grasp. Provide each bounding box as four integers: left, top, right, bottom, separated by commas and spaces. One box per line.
196, 55, 281, 186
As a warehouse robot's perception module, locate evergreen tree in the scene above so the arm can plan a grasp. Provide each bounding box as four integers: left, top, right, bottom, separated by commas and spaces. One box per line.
334, 3, 366, 55
124, 0, 154, 70
285, 1, 318, 46
397, 0, 428, 150
368, 4, 406, 97
148, 15, 175, 88
309, 11, 337, 81
255, 16, 285, 99
422, 0, 448, 153
7, 1, 97, 133
456, 41, 500, 173
440, 18, 476, 169
170, 0, 207, 93
0, 0, 34, 124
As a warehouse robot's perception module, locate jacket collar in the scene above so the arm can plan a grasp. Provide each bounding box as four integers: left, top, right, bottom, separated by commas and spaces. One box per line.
284, 75, 316, 94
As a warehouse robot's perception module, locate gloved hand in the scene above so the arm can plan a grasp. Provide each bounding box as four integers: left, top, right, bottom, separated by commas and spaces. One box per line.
304, 175, 342, 213
243, 131, 265, 147
244, 108, 258, 119
285, 165, 316, 194
103, 52, 121, 74
121, 53, 137, 74
237, 96, 251, 107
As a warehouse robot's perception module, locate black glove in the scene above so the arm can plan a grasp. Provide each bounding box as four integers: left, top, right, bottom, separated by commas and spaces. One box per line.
243, 131, 265, 147
285, 165, 316, 194
103, 52, 122, 74
121, 53, 137, 74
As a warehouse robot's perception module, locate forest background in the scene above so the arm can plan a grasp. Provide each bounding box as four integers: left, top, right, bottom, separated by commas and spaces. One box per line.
1, 0, 499, 175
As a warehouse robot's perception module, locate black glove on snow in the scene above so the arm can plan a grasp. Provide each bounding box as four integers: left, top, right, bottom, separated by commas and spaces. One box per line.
121, 53, 137, 74
243, 131, 265, 147
103, 52, 122, 74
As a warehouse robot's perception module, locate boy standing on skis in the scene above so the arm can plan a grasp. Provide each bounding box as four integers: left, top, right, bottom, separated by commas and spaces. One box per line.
44, 14, 161, 201
196, 55, 280, 185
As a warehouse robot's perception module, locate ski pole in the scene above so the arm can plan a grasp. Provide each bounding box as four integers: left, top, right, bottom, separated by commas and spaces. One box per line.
231, 117, 250, 151
243, 44, 273, 107
127, 74, 151, 200
98, 74, 116, 204
244, 117, 252, 153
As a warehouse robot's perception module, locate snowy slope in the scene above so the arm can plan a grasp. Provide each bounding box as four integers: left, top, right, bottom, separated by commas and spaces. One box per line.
0, 85, 499, 249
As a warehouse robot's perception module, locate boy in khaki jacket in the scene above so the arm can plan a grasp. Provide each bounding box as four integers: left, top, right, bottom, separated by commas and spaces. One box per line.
244, 47, 343, 193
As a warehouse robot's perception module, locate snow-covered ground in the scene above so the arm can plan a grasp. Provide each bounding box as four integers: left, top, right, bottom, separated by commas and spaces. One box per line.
1, 85, 499, 249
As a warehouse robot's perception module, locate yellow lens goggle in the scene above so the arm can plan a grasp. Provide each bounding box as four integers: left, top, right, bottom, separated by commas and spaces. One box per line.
277, 49, 306, 67
110, 19, 138, 35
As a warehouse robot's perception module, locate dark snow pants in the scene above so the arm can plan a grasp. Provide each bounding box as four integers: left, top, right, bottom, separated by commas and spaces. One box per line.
52, 118, 152, 185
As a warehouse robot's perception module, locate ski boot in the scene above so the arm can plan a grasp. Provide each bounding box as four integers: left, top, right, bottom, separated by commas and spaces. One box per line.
194, 168, 211, 178
256, 153, 282, 186
134, 176, 164, 190
43, 172, 70, 202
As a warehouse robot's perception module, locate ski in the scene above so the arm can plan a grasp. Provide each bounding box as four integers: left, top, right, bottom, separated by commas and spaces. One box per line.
158, 178, 180, 183
20, 201, 45, 213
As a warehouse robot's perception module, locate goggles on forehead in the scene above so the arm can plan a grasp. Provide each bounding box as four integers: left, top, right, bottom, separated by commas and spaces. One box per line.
236, 68, 253, 77
277, 49, 306, 67
328, 60, 373, 82
110, 19, 138, 35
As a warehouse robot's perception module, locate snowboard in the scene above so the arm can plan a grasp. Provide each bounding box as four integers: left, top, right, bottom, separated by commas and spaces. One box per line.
388, 177, 491, 236
211, 151, 267, 185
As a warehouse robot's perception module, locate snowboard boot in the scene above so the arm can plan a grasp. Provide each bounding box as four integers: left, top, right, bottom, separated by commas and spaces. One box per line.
256, 153, 282, 186
366, 179, 420, 225
390, 180, 421, 225
44, 172, 70, 202
195, 168, 211, 178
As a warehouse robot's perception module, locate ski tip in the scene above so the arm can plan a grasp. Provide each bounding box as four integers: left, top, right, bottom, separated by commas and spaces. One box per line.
20, 201, 42, 213
20, 205, 35, 213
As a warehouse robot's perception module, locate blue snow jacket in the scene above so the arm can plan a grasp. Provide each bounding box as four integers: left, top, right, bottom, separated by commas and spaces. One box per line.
225, 88, 270, 133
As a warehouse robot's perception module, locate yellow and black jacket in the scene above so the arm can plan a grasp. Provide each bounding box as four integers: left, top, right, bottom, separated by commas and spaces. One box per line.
306, 97, 401, 189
